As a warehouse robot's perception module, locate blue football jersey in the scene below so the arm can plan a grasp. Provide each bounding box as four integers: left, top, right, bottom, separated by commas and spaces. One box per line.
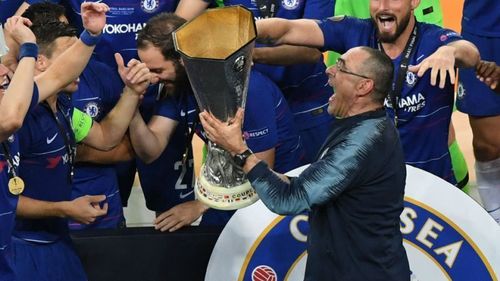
69, 59, 125, 230
15, 94, 75, 243
0, 85, 39, 281
462, 0, 500, 37
318, 17, 462, 184
27, 0, 179, 66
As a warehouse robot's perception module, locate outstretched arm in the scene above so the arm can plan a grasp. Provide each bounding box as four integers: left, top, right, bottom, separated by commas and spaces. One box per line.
175, 0, 209, 20
0, 16, 37, 141
200, 108, 362, 215
408, 39, 480, 89
129, 110, 178, 163
256, 18, 324, 48
82, 54, 150, 151
253, 45, 322, 65
34, 2, 110, 101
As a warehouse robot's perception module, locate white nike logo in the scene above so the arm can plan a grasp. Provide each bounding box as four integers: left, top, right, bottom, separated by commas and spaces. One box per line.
179, 190, 194, 199
180, 109, 197, 117
46, 133, 58, 144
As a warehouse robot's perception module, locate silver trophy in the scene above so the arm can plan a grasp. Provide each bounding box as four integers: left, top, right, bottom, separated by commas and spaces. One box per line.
172, 6, 258, 210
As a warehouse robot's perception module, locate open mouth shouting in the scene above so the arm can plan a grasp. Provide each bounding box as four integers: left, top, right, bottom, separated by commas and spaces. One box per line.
377, 13, 396, 33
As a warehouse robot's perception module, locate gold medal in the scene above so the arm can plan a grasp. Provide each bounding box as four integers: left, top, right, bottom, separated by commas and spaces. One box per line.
8, 176, 25, 195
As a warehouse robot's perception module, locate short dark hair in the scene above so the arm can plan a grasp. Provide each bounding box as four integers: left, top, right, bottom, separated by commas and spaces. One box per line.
358, 46, 394, 104
30, 21, 77, 58
137, 13, 186, 60
22, 1, 66, 26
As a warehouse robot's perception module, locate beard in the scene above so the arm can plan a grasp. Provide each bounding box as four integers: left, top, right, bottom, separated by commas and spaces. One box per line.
160, 59, 190, 100
372, 11, 412, 43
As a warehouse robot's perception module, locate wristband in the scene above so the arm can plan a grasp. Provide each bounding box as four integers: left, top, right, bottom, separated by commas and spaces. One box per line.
80, 29, 102, 46
17, 43, 38, 61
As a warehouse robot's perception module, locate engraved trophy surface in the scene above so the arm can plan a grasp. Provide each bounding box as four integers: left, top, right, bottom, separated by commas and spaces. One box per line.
173, 6, 258, 210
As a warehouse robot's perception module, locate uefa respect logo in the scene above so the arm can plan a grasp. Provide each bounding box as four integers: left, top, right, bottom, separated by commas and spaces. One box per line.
237, 199, 496, 281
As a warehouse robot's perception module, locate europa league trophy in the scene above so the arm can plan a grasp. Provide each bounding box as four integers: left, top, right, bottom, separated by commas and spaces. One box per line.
172, 6, 258, 210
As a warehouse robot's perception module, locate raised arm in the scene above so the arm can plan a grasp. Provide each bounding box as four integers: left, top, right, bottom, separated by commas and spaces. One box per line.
34, 2, 109, 101
0, 16, 37, 141
81, 54, 150, 151
175, 0, 209, 20
129, 110, 178, 163
256, 18, 325, 48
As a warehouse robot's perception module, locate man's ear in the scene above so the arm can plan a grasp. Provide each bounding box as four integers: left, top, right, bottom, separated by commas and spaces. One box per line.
36, 54, 49, 72
357, 79, 375, 97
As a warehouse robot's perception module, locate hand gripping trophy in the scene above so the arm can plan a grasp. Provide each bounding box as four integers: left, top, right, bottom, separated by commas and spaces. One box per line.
172, 6, 258, 210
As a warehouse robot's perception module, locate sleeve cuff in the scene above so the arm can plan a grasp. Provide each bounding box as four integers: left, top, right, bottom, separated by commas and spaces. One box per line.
247, 160, 270, 182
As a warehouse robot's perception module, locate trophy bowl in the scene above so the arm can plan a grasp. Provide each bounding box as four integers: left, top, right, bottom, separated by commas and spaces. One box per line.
172, 6, 258, 210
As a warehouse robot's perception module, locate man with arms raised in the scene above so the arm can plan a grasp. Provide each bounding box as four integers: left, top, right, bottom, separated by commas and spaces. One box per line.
11, 4, 150, 280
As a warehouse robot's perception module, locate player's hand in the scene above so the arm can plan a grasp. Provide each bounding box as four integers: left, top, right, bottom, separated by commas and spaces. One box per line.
154, 200, 208, 232
81, 2, 109, 35
199, 108, 247, 155
408, 45, 456, 89
476, 60, 500, 91
4, 16, 36, 45
66, 195, 108, 224
115, 53, 151, 94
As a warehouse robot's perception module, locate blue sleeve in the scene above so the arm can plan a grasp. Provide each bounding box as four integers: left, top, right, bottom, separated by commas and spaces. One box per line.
246, 119, 388, 215
317, 16, 373, 53
303, 0, 334, 19
154, 95, 181, 121
424, 25, 463, 48
247, 137, 362, 215
243, 72, 278, 153
27, 83, 39, 112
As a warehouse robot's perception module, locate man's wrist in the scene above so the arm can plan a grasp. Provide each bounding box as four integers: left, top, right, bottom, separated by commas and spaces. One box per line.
196, 201, 210, 214
56, 201, 70, 218
122, 86, 141, 98
17, 42, 38, 61
80, 29, 102, 46
232, 144, 249, 156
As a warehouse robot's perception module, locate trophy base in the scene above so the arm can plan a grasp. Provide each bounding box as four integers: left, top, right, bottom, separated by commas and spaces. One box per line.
195, 172, 259, 210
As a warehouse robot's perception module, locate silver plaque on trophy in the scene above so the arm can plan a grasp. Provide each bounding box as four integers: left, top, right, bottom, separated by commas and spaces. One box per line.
172, 6, 258, 210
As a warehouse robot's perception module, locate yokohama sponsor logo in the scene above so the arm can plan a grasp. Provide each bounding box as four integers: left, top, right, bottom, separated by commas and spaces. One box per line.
102, 23, 146, 35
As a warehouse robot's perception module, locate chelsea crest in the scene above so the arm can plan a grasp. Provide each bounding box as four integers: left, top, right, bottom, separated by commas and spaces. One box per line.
141, 0, 160, 13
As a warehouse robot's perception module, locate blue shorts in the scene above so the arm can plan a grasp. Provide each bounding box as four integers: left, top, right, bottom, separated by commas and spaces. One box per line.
12, 237, 87, 281
456, 31, 500, 116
